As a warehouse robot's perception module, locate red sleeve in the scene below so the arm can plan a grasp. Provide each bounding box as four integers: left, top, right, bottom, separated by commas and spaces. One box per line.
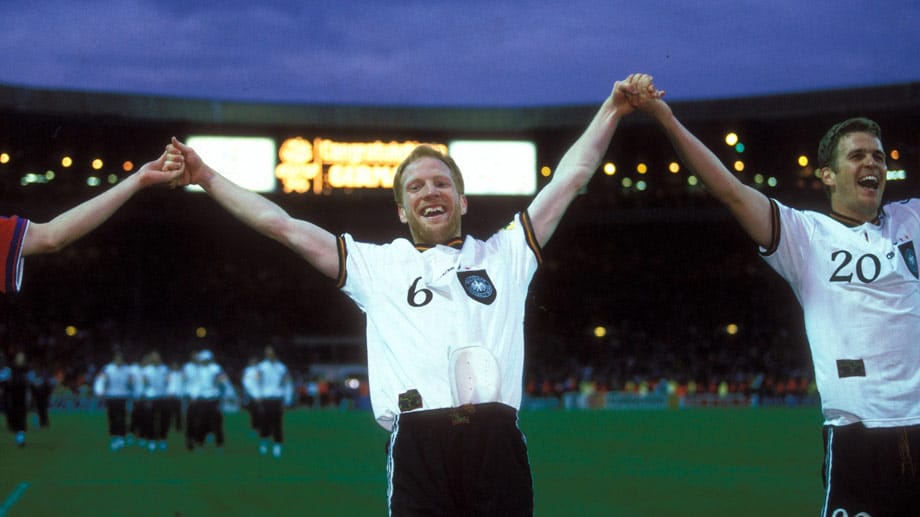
1, 216, 29, 293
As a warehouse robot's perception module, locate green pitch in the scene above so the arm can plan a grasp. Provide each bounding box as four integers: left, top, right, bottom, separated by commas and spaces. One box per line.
0, 407, 822, 516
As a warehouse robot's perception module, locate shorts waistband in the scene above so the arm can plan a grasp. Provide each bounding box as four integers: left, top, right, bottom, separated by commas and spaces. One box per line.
398, 402, 517, 427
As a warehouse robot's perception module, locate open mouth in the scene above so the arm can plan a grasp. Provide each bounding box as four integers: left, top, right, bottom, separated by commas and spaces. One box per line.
857, 175, 879, 190
422, 206, 446, 218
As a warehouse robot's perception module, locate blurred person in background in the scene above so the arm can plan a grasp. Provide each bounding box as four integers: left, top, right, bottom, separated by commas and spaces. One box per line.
188, 350, 228, 452
30, 360, 56, 429
126, 354, 144, 447
182, 350, 200, 450
242, 355, 261, 437
94, 351, 133, 451
1, 351, 34, 447
255, 346, 292, 458
140, 351, 170, 451
164, 361, 184, 434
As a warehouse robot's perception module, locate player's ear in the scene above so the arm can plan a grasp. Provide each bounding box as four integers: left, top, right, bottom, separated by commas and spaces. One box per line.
819, 167, 836, 188
397, 204, 409, 224
459, 195, 468, 216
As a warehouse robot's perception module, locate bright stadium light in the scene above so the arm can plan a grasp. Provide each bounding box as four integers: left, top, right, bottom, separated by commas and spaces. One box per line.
448, 140, 537, 195
186, 136, 277, 193
725, 132, 739, 146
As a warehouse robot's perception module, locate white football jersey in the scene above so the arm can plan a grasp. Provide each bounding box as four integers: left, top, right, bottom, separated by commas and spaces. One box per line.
257, 360, 289, 399
339, 212, 542, 431
242, 365, 260, 399
191, 363, 224, 400
762, 198, 920, 427
101, 363, 133, 398
141, 364, 170, 399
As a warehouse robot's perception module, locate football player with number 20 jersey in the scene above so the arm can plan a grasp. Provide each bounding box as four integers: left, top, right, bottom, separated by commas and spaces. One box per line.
632, 76, 920, 517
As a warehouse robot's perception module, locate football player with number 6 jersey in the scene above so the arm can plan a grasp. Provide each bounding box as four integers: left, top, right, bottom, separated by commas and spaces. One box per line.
169, 73, 653, 516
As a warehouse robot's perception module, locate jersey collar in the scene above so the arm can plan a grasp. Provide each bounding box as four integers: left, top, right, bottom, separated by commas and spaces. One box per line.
828, 209, 881, 227
414, 236, 465, 252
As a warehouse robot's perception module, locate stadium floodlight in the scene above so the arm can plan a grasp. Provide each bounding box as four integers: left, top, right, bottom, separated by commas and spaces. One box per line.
184, 136, 277, 193
447, 140, 537, 196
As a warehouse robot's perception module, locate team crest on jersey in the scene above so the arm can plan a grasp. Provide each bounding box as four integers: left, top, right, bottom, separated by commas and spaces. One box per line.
457, 270, 496, 305
898, 241, 918, 279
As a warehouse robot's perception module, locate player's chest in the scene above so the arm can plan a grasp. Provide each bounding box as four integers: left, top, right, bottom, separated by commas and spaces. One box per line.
811, 222, 919, 287
382, 252, 504, 310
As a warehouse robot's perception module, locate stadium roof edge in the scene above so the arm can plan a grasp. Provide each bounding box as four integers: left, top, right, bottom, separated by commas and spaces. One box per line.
0, 82, 918, 132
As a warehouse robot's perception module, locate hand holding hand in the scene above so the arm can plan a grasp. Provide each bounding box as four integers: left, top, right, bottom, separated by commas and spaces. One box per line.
621, 73, 669, 119
167, 137, 211, 188
136, 147, 185, 188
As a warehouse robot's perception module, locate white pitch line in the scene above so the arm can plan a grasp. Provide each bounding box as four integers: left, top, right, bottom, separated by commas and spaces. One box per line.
0, 482, 29, 516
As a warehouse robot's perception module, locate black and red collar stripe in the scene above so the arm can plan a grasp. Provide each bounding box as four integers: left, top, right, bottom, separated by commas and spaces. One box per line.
829, 210, 881, 227
414, 237, 465, 252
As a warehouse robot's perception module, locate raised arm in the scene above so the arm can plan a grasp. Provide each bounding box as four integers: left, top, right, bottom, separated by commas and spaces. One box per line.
632, 79, 773, 248
169, 138, 339, 279
22, 148, 183, 256
527, 74, 643, 247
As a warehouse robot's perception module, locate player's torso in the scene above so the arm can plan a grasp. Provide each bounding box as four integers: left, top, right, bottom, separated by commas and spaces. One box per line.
799, 213, 920, 306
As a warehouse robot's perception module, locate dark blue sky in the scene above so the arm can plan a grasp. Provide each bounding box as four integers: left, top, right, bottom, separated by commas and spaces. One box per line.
2, 0, 918, 107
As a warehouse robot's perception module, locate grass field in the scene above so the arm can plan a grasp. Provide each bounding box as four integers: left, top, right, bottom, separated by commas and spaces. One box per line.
0, 407, 824, 516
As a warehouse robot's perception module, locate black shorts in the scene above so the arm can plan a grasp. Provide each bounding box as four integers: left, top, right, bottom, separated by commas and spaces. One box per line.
387, 402, 533, 516
822, 423, 920, 516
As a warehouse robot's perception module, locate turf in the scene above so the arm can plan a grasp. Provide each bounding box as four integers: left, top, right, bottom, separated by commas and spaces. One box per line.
0, 407, 823, 516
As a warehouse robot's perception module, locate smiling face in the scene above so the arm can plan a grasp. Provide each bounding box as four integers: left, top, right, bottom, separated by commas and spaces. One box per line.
397, 156, 468, 245
821, 131, 887, 222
